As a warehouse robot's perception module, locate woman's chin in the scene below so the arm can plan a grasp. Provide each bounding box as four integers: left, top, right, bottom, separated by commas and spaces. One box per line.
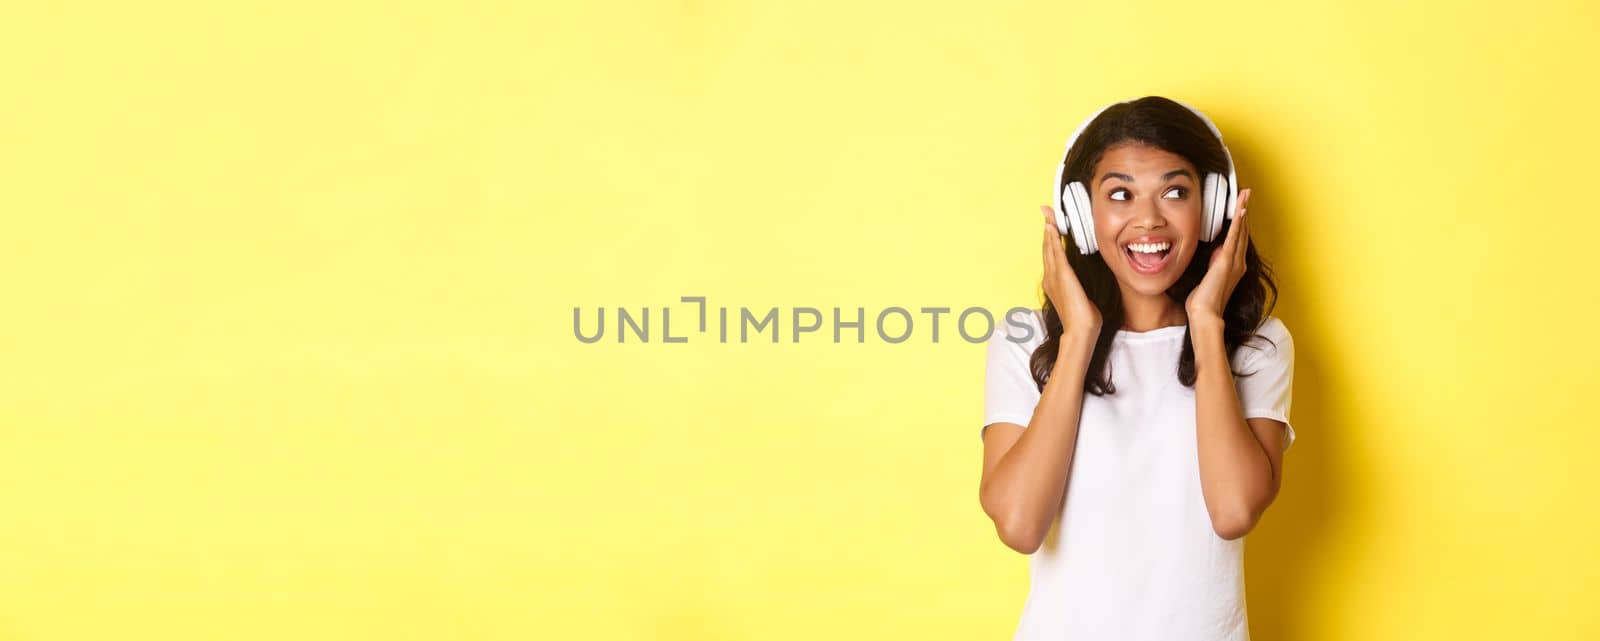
1114, 268, 1183, 297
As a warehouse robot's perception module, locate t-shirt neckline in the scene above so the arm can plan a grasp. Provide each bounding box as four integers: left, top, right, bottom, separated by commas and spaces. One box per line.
1114, 324, 1188, 342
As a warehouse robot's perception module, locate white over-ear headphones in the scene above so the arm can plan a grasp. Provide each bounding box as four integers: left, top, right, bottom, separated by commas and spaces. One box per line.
1051, 98, 1238, 255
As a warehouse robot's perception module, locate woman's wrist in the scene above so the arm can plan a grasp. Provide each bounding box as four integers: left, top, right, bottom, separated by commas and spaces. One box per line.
1187, 311, 1225, 338
1188, 316, 1230, 371
1057, 329, 1098, 359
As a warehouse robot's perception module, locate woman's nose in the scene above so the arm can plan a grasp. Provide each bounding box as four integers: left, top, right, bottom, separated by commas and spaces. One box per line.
1132, 203, 1166, 230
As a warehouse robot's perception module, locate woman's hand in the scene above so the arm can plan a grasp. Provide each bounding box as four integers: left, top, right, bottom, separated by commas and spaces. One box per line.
1040, 206, 1103, 342
1185, 188, 1253, 326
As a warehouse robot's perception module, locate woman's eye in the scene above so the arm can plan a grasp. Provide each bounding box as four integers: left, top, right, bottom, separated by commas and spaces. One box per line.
1109, 187, 1186, 201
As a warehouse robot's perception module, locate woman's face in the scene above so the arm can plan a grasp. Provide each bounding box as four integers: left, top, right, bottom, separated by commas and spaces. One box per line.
1089, 142, 1205, 297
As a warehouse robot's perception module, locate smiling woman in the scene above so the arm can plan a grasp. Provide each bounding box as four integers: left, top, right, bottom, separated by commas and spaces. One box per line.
977, 96, 1296, 641
1035, 97, 1277, 393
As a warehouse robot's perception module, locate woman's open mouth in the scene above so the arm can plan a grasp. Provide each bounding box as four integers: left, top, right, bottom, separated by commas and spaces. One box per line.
1124, 240, 1175, 275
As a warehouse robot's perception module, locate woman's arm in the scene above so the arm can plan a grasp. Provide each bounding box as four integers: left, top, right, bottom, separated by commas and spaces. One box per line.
1191, 316, 1289, 540
1183, 187, 1286, 539
979, 332, 1096, 554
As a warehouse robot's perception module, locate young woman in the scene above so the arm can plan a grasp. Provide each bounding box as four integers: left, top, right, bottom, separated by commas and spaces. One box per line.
978, 96, 1296, 640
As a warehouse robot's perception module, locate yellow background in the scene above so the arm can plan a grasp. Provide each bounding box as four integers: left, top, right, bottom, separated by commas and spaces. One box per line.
2, 1, 1597, 639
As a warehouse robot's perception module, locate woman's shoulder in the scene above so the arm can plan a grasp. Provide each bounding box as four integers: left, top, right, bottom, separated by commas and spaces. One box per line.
1254, 315, 1292, 342
987, 307, 1047, 351
1235, 315, 1294, 364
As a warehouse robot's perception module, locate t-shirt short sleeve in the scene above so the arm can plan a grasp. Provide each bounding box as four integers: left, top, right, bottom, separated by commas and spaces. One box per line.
983, 309, 1045, 440
1232, 316, 1297, 452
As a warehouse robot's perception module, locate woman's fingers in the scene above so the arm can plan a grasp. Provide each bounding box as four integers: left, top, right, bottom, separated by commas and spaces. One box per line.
1036, 206, 1101, 331
1232, 189, 1252, 266
1041, 207, 1059, 264
1051, 225, 1088, 296
1042, 217, 1055, 275
1234, 209, 1250, 267
1220, 189, 1247, 261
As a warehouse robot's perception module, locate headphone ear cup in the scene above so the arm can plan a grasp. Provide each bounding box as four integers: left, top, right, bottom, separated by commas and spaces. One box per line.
1067, 181, 1096, 254
1057, 183, 1081, 252
1212, 172, 1231, 242
1201, 172, 1221, 242
1059, 182, 1084, 254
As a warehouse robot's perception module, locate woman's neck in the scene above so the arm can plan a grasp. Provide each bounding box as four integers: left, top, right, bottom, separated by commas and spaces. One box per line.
1119, 291, 1187, 332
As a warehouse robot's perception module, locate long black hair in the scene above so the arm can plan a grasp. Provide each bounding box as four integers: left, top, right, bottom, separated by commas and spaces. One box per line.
1030, 96, 1280, 394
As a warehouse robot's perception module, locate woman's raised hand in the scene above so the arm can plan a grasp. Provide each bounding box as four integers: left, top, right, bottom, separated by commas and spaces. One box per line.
1040, 206, 1103, 342
1184, 187, 1253, 325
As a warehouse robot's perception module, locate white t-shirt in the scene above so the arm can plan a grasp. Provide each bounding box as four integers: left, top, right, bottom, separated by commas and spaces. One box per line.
982, 308, 1295, 641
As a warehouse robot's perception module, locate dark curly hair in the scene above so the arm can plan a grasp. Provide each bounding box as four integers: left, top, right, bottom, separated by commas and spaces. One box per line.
1030, 96, 1280, 394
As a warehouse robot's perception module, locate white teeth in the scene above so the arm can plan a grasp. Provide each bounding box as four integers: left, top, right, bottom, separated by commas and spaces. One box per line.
1126, 241, 1172, 254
